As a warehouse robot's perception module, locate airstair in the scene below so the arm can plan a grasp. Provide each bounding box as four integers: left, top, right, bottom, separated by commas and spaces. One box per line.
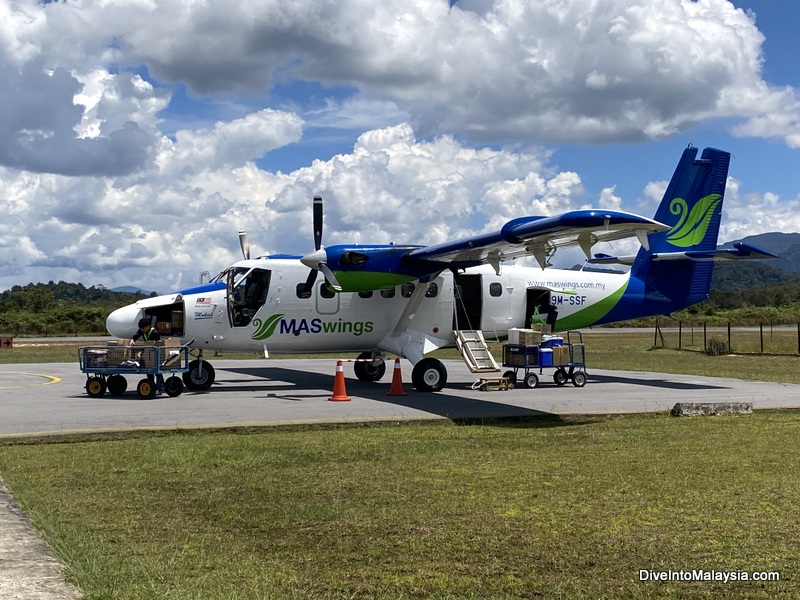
454, 330, 500, 373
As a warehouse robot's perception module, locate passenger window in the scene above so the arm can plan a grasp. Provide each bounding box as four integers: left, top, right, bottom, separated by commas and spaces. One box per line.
358, 291, 373, 299
320, 284, 336, 299
489, 282, 503, 297
296, 284, 312, 299
425, 282, 438, 298
400, 283, 415, 298
381, 288, 396, 299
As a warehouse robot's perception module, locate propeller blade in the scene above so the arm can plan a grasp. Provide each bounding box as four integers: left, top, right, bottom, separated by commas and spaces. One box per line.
318, 262, 343, 292
238, 230, 250, 260
312, 195, 323, 251
300, 268, 318, 297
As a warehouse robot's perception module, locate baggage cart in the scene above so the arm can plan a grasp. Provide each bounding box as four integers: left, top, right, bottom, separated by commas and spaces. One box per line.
78, 340, 193, 399
501, 330, 588, 389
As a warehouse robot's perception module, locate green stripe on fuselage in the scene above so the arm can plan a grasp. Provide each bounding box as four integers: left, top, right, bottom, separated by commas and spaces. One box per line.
334, 271, 417, 292
554, 279, 629, 331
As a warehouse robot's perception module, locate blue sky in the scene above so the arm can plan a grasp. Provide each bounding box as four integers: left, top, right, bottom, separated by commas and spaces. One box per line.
1, 0, 800, 292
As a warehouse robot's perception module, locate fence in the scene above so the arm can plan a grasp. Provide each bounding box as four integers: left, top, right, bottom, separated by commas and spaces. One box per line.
653, 320, 800, 355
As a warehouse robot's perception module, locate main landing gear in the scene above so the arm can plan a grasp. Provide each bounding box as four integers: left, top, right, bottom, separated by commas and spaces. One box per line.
353, 353, 448, 392
411, 358, 447, 393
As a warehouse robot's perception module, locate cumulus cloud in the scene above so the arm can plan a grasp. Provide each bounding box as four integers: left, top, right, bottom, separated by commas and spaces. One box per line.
16, 0, 796, 148
0, 0, 798, 293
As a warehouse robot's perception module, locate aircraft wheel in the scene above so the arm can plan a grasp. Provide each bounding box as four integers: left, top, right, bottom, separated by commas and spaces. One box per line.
553, 369, 569, 386
86, 376, 106, 398
183, 360, 215, 390
503, 370, 517, 387
524, 372, 539, 389
165, 376, 184, 397
354, 352, 386, 382
137, 378, 157, 399
412, 358, 447, 393
107, 375, 127, 396
572, 371, 587, 387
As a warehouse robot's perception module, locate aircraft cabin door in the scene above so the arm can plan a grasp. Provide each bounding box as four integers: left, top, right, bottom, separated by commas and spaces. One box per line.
227, 267, 272, 327
525, 287, 553, 328
453, 273, 483, 330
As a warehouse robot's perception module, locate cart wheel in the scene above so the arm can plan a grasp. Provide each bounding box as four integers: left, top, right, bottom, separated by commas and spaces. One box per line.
503, 370, 517, 387
86, 376, 106, 398
137, 378, 158, 399
572, 371, 587, 387
524, 372, 539, 389
165, 376, 184, 397
107, 375, 127, 396
553, 369, 568, 386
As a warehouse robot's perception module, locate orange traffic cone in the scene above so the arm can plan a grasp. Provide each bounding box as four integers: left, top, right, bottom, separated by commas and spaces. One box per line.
329, 360, 351, 401
386, 358, 407, 396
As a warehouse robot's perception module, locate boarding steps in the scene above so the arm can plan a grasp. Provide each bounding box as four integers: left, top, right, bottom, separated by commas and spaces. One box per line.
454, 330, 500, 373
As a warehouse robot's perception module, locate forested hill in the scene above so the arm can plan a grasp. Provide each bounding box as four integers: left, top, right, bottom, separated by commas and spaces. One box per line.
0, 282, 155, 336
0, 281, 153, 309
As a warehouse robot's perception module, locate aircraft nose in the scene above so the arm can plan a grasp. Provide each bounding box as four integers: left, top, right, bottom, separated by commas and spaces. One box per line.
105, 304, 142, 338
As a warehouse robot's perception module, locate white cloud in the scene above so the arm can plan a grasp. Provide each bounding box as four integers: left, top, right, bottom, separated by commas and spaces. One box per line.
7, 0, 797, 155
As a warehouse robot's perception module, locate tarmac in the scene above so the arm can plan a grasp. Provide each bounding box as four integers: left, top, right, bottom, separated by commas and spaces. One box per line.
3, 357, 800, 598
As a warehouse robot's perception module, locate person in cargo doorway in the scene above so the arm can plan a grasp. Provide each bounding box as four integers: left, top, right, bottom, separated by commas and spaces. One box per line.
129, 318, 164, 392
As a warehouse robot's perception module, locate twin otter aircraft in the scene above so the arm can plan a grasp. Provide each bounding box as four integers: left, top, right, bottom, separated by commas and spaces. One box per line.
107, 145, 773, 392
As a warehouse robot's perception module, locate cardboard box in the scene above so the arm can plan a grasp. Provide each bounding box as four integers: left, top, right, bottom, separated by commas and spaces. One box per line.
156, 321, 172, 334
552, 346, 571, 366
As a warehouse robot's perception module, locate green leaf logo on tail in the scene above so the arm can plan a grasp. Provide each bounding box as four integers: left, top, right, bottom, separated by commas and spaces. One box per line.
665, 194, 722, 248
252, 314, 283, 340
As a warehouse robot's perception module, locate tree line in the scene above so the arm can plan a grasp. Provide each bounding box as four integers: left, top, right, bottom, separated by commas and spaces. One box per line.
0, 281, 153, 337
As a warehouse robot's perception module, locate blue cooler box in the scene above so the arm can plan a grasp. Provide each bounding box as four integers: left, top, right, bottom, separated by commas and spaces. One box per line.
538, 348, 553, 367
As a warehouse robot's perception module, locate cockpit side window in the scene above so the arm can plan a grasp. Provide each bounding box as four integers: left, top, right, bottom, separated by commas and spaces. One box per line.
227, 267, 271, 327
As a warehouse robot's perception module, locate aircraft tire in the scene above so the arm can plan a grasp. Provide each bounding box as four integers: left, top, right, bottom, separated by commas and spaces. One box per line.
354, 353, 386, 381
107, 375, 127, 396
86, 376, 106, 398
183, 360, 215, 390
412, 358, 447, 393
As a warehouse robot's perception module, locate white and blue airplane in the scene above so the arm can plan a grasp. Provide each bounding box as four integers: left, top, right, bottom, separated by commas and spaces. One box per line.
106, 145, 774, 392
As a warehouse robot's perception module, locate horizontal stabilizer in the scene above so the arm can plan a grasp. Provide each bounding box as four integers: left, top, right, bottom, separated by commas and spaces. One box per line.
589, 242, 776, 266
588, 253, 636, 266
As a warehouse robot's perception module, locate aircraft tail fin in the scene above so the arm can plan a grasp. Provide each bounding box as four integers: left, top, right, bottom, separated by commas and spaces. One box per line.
630, 145, 730, 306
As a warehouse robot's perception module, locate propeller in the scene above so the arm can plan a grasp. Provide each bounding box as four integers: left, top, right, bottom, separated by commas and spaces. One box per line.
300, 195, 342, 294
238, 230, 250, 260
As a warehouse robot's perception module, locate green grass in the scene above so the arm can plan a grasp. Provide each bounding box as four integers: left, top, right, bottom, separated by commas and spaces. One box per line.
1, 416, 798, 599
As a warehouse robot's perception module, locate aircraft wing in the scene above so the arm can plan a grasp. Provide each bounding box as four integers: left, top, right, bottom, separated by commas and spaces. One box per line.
405, 209, 670, 271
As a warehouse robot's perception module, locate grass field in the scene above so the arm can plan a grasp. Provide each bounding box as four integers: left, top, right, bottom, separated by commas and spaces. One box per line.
1, 415, 798, 599
1, 330, 800, 598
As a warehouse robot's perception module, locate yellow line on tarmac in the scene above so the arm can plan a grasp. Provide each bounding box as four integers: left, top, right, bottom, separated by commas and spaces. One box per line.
0, 372, 61, 391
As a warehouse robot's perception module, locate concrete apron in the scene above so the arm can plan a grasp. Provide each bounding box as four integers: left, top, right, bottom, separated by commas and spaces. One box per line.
0, 477, 81, 599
